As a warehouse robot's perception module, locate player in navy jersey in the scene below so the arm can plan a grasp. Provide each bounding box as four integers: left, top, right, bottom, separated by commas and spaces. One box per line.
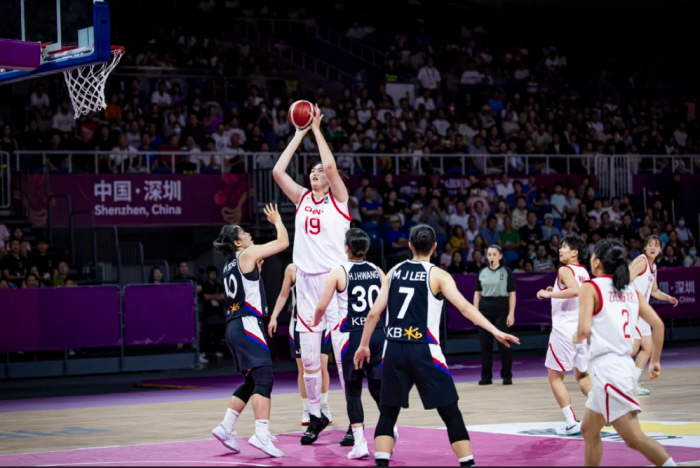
354, 225, 520, 467
314, 228, 387, 459
210, 204, 288, 458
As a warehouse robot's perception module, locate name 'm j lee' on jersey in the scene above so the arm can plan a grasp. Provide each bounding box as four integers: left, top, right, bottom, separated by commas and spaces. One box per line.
340, 261, 383, 332
386, 260, 443, 345
221, 251, 268, 322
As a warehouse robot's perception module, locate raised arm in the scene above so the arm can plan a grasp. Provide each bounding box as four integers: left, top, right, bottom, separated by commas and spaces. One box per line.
574, 281, 596, 344
537, 266, 579, 300
311, 104, 348, 203
272, 127, 309, 204
313, 266, 345, 327
268, 264, 296, 337
354, 267, 393, 369
434, 267, 519, 347
239, 204, 289, 274
637, 292, 665, 380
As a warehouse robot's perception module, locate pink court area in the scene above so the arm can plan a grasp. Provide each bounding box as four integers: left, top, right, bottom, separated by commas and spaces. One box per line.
2, 427, 700, 467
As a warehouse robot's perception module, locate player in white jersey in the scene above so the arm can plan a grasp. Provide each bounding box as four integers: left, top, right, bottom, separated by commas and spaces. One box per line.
273, 104, 351, 444
628, 236, 678, 396
268, 264, 333, 427
576, 239, 676, 467
536, 234, 592, 436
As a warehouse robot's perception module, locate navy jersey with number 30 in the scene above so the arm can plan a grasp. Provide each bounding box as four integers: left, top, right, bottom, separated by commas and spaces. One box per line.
337, 261, 383, 332
386, 260, 443, 345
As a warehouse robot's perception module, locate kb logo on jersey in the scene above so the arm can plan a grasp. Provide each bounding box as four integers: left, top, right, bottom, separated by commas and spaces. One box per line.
387, 326, 423, 340
228, 303, 240, 314
351, 317, 366, 327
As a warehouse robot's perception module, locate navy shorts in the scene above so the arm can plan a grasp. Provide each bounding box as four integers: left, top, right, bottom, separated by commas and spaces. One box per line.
226, 316, 272, 372
289, 314, 331, 359
380, 340, 458, 410
341, 328, 384, 382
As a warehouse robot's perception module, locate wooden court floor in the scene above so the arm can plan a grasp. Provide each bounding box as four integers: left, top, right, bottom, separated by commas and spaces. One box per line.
1, 367, 699, 458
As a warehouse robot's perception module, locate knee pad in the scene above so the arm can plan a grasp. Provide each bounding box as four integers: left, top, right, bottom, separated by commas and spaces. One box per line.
437, 403, 470, 444
250, 366, 274, 399
232, 371, 255, 403
375, 405, 400, 439
368, 378, 381, 405
301, 349, 321, 371
345, 378, 364, 424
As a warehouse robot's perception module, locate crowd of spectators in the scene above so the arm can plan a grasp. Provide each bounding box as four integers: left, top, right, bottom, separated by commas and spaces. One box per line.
0, 225, 77, 289
349, 173, 699, 273
0, 1, 698, 176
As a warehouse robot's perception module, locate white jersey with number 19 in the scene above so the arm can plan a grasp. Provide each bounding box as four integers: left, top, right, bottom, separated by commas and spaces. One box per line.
294, 189, 352, 274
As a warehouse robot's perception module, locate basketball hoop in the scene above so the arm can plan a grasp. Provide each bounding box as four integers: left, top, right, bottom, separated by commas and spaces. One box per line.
49, 45, 125, 118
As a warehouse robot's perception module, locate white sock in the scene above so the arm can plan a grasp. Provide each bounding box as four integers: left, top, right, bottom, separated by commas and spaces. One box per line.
375, 451, 391, 460
302, 398, 310, 412
634, 366, 643, 386
222, 408, 239, 432
562, 405, 577, 426
321, 392, 329, 406
352, 426, 364, 444
303, 372, 322, 417
663, 458, 677, 466
255, 419, 270, 440
459, 455, 474, 463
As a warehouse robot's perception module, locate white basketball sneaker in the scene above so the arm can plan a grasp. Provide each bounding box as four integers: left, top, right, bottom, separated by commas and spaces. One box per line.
212, 424, 240, 452
249, 433, 284, 458
635, 385, 651, 396
301, 409, 310, 426
321, 404, 333, 424
348, 438, 369, 459
555, 422, 581, 436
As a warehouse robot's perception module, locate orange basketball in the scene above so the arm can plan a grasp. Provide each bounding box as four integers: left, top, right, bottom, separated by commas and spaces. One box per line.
288, 100, 314, 129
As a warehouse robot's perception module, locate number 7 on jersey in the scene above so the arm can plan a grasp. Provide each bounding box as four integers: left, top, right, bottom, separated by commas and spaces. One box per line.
397, 287, 414, 319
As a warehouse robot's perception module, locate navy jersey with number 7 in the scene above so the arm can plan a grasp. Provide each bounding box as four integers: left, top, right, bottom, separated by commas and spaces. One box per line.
386, 260, 443, 345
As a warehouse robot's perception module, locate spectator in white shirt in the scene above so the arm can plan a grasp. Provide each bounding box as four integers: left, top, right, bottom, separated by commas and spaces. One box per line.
211, 124, 229, 152
586, 113, 604, 134
417, 57, 441, 91
496, 173, 515, 199
415, 89, 436, 111
150, 82, 172, 107
109, 134, 139, 173
124, 120, 141, 148
432, 109, 451, 136
513, 62, 530, 82
52, 100, 75, 134
460, 62, 483, 85
448, 201, 470, 231
674, 122, 688, 147
587, 198, 604, 226
30, 83, 50, 110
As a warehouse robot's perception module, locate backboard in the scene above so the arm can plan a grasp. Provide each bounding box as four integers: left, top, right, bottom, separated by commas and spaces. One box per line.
0, 0, 112, 85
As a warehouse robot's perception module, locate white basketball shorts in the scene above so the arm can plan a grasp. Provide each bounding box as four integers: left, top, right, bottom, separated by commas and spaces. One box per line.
634, 316, 652, 339
545, 328, 589, 373
586, 355, 641, 424
295, 270, 339, 334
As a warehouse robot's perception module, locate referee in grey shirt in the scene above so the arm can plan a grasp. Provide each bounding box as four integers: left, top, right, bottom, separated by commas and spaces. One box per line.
474, 245, 516, 386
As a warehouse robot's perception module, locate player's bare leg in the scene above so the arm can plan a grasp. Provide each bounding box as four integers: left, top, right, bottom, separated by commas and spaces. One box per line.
320, 354, 333, 424
574, 369, 593, 396
548, 368, 581, 434
580, 408, 606, 466
296, 359, 310, 426
612, 412, 675, 466
634, 336, 653, 395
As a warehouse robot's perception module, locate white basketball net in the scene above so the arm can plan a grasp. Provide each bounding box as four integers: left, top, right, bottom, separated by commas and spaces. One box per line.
62, 48, 124, 118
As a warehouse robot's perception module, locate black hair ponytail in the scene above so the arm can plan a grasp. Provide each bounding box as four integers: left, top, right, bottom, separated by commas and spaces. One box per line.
345, 228, 370, 258
593, 238, 630, 291
213, 224, 242, 261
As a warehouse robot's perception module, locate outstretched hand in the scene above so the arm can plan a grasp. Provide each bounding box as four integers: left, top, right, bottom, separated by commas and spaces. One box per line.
310, 103, 323, 131
263, 203, 281, 225
494, 331, 520, 348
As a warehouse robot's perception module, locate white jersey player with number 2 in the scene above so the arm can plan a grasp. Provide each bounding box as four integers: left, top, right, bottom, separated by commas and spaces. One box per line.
272, 103, 351, 445
576, 239, 675, 467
